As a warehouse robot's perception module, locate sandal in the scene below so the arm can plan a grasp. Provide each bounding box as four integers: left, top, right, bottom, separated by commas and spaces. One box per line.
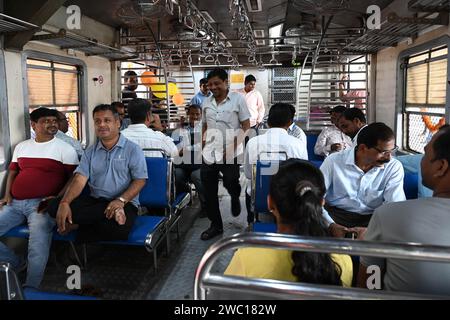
200, 226, 223, 240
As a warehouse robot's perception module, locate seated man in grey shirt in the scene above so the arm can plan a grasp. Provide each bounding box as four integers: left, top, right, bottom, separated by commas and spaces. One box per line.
48, 104, 148, 242
358, 125, 450, 296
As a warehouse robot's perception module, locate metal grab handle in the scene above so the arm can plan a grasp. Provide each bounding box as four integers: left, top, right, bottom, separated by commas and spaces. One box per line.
194, 233, 450, 300
269, 55, 278, 64
204, 55, 214, 63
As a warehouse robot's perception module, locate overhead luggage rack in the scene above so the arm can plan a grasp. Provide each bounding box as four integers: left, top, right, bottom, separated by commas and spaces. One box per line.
0, 13, 39, 34
30, 29, 137, 61
344, 12, 448, 53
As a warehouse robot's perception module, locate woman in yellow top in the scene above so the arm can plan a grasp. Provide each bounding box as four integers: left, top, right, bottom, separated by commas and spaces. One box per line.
225, 159, 353, 287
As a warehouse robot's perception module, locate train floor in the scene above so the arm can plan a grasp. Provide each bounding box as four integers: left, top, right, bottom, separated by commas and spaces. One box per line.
30, 173, 251, 299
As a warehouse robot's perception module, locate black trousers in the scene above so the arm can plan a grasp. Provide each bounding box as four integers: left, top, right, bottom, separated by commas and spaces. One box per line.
201, 163, 241, 230
48, 195, 138, 243
245, 192, 255, 224
325, 204, 372, 228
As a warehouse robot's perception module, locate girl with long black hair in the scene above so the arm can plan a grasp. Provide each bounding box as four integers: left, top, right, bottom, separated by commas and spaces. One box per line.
225, 159, 353, 286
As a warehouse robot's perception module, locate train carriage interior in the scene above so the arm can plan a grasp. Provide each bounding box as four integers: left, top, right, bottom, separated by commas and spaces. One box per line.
1, 0, 450, 301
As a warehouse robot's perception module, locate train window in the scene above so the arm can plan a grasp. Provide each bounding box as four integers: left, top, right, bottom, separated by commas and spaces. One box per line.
0, 50, 10, 170
26, 58, 82, 140
403, 45, 447, 153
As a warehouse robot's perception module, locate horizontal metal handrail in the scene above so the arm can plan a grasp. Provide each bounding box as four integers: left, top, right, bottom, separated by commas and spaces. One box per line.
194, 233, 450, 300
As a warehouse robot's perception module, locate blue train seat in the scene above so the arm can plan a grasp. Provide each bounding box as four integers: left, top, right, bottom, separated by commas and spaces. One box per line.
23, 288, 98, 300
306, 133, 325, 162
252, 160, 273, 215
403, 171, 419, 200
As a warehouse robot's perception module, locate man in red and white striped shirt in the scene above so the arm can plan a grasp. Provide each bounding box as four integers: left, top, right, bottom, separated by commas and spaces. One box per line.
0, 107, 79, 288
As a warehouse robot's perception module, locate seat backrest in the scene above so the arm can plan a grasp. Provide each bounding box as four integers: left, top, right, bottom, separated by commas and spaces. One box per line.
306, 133, 324, 162
403, 171, 419, 200
139, 157, 171, 208
253, 160, 276, 214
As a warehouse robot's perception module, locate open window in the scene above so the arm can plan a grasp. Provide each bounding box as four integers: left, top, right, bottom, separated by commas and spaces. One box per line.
401, 45, 448, 153
25, 54, 85, 142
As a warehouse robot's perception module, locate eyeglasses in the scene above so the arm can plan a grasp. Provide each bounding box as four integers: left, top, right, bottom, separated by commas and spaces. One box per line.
373, 145, 399, 155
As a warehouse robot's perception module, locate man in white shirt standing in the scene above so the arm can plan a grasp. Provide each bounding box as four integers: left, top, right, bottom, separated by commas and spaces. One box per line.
121, 98, 178, 158
244, 103, 308, 226
314, 105, 352, 157
201, 68, 251, 240
338, 107, 367, 146
320, 123, 405, 237
238, 75, 265, 129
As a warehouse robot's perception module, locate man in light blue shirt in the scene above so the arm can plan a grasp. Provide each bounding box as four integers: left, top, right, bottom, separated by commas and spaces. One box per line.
48, 104, 148, 243
320, 123, 406, 237
190, 78, 211, 107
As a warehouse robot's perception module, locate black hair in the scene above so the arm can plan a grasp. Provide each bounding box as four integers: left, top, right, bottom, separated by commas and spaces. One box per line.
111, 101, 125, 110
269, 159, 342, 285
124, 70, 137, 80
56, 111, 67, 121
342, 107, 366, 123
357, 122, 394, 148
30, 107, 58, 122
199, 78, 208, 85
92, 104, 119, 118
433, 125, 450, 164
330, 105, 347, 114
127, 98, 151, 124
288, 104, 296, 120
207, 68, 228, 81
245, 74, 256, 84
267, 103, 293, 128
187, 104, 202, 113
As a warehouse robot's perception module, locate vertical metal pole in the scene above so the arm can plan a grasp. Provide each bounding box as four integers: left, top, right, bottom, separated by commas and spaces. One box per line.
307, 16, 333, 131
296, 51, 310, 120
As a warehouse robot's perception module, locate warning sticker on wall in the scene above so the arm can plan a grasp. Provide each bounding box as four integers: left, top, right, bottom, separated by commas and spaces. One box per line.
230, 73, 244, 84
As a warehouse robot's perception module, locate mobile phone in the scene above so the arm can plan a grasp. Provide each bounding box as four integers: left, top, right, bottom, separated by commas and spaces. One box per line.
345, 232, 357, 240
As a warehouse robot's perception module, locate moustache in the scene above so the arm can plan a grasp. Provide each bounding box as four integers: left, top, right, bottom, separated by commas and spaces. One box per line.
377, 159, 390, 164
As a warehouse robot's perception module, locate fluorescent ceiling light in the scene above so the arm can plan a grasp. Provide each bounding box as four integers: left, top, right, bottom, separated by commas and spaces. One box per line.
269, 23, 283, 45
246, 0, 262, 12
253, 29, 265, 38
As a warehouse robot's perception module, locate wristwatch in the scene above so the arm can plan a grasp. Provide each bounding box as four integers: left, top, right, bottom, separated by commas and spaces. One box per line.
116, 197, 127, 204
